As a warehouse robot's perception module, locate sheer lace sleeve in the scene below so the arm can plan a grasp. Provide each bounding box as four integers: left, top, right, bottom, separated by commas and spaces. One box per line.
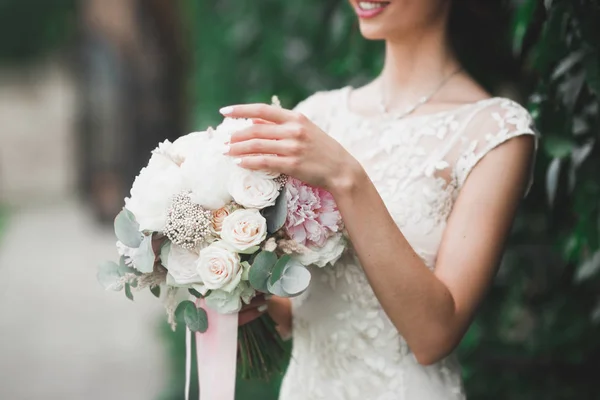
453, 98, 538, 195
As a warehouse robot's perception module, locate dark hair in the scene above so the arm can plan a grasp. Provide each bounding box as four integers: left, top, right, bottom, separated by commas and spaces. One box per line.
448, 0, 516, 89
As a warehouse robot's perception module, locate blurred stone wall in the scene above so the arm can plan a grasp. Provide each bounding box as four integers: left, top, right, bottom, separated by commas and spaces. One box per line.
0, 60, 77, 206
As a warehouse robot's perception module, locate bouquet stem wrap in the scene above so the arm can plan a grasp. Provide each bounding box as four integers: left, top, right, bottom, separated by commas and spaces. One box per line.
186, 298, 238, 400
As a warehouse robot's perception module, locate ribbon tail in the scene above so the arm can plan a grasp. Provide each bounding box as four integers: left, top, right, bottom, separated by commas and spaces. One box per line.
196, 298, 238, 400
185, 327, 192, 400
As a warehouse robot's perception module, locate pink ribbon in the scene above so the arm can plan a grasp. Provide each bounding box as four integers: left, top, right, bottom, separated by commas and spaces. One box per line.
185, 297, 238, 400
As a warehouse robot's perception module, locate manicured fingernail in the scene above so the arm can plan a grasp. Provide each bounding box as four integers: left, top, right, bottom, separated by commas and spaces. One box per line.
222, 145, 230, 154
233, 158, 242, 165
264, 294, 273, 300
257, 305, 268, 313
219, 106, 234, 115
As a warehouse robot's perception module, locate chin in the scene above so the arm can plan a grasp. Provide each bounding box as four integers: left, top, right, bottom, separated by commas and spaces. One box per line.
350, 0, 449, 41
358, 23, 392, 41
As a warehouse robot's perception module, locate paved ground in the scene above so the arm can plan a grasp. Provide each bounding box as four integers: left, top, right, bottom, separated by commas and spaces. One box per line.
0, 201, 167, 400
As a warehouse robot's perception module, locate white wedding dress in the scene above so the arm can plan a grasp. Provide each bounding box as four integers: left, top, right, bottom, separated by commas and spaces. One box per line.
278, 87, 537, 400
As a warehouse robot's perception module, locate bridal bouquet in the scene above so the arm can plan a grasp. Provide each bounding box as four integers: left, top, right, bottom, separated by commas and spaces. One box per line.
97, 98, 346, 396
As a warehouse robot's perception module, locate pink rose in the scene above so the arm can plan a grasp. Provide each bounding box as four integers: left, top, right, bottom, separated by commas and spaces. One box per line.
285, 178, 341, 247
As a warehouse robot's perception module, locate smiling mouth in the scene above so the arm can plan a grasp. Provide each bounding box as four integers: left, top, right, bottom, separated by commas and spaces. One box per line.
357, 1, 390, 11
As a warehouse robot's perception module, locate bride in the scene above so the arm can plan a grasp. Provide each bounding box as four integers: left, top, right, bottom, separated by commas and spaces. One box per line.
223, 0, 537, 399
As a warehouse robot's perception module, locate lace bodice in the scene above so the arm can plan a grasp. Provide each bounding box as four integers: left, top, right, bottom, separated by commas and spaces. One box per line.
278, 87, 537, 400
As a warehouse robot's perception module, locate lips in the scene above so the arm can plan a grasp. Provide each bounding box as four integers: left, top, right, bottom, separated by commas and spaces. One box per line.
355, 1, 390, 18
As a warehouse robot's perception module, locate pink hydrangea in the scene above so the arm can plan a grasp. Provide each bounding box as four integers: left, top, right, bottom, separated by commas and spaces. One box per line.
285, 178, 341, 248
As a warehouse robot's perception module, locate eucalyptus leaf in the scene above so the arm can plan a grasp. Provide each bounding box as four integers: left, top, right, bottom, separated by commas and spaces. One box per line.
131, 234, 155, 273
266, 278, 288, 297
97, 261, 124, 291
114, 208, 143, 248
184, 303, 209, 333
262, 186, 288, 233
118, 256, 140, 276
280, 263, 311, 295
189, 288, 203, 298
124, 283, 134, 301
175, 300, 194, 324
249, 251, 277, 292
269, 254, 291, 286
150, 285, 161, 298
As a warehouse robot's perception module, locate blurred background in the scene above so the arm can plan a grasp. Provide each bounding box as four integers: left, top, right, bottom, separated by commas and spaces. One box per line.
0, 0, 599, 399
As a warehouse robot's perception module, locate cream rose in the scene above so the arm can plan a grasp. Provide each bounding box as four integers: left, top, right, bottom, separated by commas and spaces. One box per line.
212, 207, 230, 234
228, 167, 281, 209
220, 209, 267, 251
196, 241, 242, 292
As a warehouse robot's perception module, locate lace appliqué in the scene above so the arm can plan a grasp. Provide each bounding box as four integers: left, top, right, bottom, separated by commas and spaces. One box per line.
279, 89, 536, 400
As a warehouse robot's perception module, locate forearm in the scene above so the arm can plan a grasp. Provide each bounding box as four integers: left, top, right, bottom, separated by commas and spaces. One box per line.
331, 164, 459, 364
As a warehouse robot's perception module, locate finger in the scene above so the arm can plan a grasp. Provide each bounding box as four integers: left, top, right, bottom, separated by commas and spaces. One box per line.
240, 296, 267, 311
228, 139, 296, 157
230, 123, 287, 144
252, 118, 274, 125
233, 155, 295, 175
238, 308, 266, 326
220, 103, 300, 124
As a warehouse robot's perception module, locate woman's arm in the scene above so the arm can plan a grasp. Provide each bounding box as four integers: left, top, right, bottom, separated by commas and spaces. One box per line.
331, 136, 534, 365
222, 104, 535, 365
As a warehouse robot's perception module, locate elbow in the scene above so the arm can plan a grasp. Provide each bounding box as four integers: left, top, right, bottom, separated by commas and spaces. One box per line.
410, 335, 458, 366
412, 351, 447, 366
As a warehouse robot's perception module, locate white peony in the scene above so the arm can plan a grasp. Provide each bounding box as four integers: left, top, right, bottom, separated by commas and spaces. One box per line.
214, 117, 253, 141
220, 209, 267, 252
204, 281, 256, 314
169, 131, 211, 162
180, 136, 233, 210
293, 232, 346, 268
228, 167, 281, 209
197, 241, 242, 292
125, 151, 185, 233
166, 244, 204, 285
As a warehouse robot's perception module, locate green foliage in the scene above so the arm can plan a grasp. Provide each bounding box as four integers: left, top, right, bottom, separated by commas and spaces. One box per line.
151, 285, 162, 299
459, 1, 600, 399
249, 251, 277, 292
97, 261, 124, 291
175, 300, 209, 333
158, 1, 600, 399
0, 0, 77, 64
263, 187, 289, 233
114, 209, 144, 248
131, 235, 156, 273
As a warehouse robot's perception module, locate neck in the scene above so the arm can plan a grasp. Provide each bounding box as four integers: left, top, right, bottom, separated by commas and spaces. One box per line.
379, 26, 460, 102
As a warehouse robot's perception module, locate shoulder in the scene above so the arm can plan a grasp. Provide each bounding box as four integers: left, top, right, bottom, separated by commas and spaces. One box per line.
454, 97, 538, 193
468, 97, 536, 135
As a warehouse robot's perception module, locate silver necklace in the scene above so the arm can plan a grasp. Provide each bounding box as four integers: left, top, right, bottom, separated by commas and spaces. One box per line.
378, 67, 463, 119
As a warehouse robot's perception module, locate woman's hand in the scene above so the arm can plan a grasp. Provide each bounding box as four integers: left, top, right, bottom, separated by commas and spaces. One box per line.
220, 104, 360, 194
238, 294, 293, 339
238, 294, 269, 326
